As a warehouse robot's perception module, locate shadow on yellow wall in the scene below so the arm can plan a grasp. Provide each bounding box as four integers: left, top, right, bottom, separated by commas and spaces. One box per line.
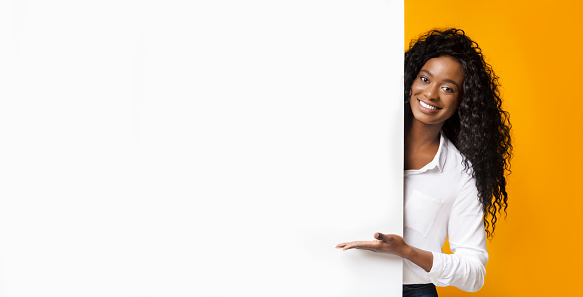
406, 0, 583, 296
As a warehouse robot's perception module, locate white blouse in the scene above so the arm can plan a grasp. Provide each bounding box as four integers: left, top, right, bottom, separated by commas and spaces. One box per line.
403, 132, 488, 292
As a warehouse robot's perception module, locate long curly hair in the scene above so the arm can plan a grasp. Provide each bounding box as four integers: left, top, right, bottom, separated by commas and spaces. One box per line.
405, 28, 512, 238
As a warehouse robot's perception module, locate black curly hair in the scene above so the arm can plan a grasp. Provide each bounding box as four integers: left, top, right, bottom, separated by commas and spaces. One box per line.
405, 28, 512, 238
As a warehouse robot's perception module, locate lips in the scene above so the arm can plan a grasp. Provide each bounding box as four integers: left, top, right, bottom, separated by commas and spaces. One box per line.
417, 99, 442, 111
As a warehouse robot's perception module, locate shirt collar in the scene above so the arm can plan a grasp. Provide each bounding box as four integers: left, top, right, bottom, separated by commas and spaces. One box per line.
436, 132, 448, 172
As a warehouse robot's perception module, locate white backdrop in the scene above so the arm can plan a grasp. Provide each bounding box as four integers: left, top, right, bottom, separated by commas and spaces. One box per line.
0, 1, 404, 296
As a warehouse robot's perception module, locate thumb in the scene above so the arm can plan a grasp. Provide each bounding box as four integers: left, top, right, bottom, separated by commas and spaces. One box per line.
374, 232, 393, 243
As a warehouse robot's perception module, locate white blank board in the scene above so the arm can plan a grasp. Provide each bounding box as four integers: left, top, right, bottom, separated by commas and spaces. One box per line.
0, 0, 404, 296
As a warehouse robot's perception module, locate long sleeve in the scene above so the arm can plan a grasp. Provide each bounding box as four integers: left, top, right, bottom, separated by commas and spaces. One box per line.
426, 175, 488, 292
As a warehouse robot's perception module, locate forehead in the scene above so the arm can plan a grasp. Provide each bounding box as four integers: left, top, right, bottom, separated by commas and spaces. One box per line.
421, 56, 464, 83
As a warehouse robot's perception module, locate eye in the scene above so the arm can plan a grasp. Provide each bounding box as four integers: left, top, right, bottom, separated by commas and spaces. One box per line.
441, 86, 455, 93
419, 76, 429, 83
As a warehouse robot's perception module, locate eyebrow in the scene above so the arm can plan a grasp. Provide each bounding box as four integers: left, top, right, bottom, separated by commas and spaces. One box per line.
420, 69, 461, 89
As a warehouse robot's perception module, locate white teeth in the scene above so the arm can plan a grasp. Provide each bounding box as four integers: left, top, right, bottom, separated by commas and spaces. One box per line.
419, 100, 438, 110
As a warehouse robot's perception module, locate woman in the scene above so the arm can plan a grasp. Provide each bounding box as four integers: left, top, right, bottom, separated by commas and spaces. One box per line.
336, 29, 512, 296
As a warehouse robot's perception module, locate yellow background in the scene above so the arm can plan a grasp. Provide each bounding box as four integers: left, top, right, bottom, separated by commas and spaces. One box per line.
406, 0, 583, 296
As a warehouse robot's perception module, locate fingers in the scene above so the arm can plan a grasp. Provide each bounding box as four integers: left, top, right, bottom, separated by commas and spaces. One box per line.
340, 233, 396, 247
336, 242, 362, 250
336, 241, 380, 251
336, 241, 361, 250
337, 235, 405, 256
336, 241, 362, 251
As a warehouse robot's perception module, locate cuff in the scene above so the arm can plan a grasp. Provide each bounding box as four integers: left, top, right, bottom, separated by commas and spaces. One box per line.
427, 251, 445, 278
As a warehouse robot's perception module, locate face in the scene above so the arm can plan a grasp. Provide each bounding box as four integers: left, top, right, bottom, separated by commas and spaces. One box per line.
409, 56, 464, 127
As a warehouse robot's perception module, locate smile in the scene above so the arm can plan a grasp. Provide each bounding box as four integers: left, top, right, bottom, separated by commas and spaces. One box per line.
418, 99, 441, 110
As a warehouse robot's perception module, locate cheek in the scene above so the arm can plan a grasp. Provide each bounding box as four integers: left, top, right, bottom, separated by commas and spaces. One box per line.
445, 97, 461, 117
410, 82, 423, 95
408, 83, 419, 101
452, 96, 461, 109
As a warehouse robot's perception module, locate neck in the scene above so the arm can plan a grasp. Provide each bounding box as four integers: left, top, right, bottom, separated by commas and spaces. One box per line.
405, 120, 443, 149
404, 120, 444, 170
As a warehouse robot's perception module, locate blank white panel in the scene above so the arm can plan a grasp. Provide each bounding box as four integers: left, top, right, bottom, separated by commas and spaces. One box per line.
0, 0, 403, 296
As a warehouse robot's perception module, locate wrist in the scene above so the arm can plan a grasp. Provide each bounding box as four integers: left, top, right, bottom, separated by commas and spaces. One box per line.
400, 243, 415, 260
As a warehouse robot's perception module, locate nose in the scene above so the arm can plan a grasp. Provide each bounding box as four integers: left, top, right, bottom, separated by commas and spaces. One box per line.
423, 84, 439, 101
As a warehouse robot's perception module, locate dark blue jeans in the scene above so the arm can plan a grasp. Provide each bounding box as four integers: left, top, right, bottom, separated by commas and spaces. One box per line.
403, 283, 438, 297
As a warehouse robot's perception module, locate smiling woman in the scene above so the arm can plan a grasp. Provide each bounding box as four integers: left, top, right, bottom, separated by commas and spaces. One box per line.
410, 56, 464, 126
337, 29, 512, 297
